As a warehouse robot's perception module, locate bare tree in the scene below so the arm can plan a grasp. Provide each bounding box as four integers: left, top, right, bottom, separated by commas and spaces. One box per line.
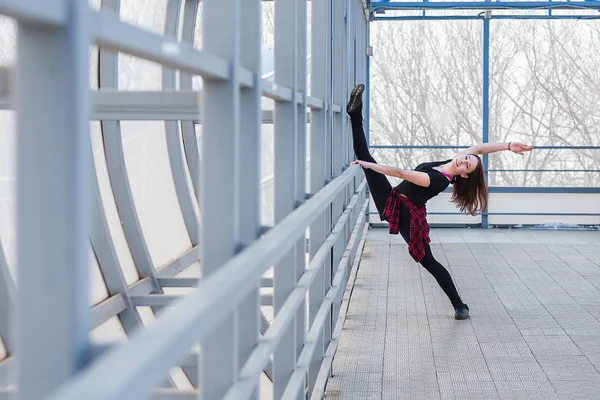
370, 16, 600, 187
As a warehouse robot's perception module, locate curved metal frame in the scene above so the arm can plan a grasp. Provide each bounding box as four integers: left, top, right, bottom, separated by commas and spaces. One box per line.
179, 0, 201, 200
163, 0, 200, 247
1, 0, 369, 399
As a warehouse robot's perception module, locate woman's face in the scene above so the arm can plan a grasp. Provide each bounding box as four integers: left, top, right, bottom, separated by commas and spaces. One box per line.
452, 154, 479, 177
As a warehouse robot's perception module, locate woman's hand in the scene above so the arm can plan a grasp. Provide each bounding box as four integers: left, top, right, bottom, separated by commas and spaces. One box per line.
509, 142, 533, 155
351, 160, 370, 169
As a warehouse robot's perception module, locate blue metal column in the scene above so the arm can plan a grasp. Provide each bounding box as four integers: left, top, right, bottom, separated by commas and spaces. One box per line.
365, 17, 370, 155
365, 14, 371, 224
482, 12, 490, 228
237, 0, 262, 398
308, 0, 330, 392
273, 0, 302, 397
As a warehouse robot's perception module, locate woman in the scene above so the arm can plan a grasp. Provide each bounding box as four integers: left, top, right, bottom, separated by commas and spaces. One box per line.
347, 84, 533, 320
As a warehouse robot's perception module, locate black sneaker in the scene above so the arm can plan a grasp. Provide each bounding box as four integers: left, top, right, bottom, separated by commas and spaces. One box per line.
454, 304, 470, 320
347, 84, 365, 116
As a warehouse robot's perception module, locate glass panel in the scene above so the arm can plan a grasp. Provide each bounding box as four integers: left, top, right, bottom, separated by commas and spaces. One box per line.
194, 123, 202, 161
89, 0, 101, 11
489, 149, 600, 187
260, 372, 274, 400
304, 2, 312, 95
261, 2, 275, 46
159, 260, 198, 295
174, 261, 199, 278
0, 336, 6, 360
162, 287, 194, 296
0, 18, 15, 281
90, 46, 99, 89
120, 0, 169, 36
118, 55, 163, 91
490, 21, 600, 149
90, 122, 140, 285
0, 111, 16, 278
0, 16, 15, 66
261, 123, 274, 226
117, 0, 172, 90
89, 316, 127, 342
305, 120, 311, 193
169, 367, 192, 390
551, 9, 598, 17
193, 3, 203, 49
136, 306, 155, 327
370, 20, 482, 150
491, 9, 548, 17
489, 171, 600, 188
90, 246, 110, 306
121, 121, 192, 268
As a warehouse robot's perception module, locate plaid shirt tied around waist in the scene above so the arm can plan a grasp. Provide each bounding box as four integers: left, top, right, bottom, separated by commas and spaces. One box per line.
382, 189, 430, 262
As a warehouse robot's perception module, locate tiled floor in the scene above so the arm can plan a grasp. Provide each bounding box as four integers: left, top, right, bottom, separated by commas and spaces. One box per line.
325, 228, 600, 399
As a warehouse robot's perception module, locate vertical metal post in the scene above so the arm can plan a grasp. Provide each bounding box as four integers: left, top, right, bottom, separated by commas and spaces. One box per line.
296, 1, 307, 205
364, 4, 372, 226
332, 0, 344, 179
237, 0, 262, 399
365, 18, 370, 149
330, 0, 346, 341
15, 1, 92, 398
323, 0, 334, 358
294, 3, 308, 396
273, 0, 300, 397
354, 1, 365, 93
200, 1, 240, 399
346, 0, 355, 168
308, 0, 328, 393
482, 12, 490, 228
326, 0, 333, 183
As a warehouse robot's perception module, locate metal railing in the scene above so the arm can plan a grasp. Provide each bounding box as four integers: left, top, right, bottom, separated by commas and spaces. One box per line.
0, 0, 369, 399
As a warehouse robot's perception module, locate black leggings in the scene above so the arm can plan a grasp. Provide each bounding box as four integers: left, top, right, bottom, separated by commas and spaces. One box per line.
350, 113, 465, 309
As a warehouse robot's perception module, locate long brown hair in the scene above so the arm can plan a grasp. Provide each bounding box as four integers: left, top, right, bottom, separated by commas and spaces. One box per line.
450, 154, 488, 216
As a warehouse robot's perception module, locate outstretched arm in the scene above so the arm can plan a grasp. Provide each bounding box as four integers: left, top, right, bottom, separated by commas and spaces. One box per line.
351, 160, 431, 187
457, 142, 533, 157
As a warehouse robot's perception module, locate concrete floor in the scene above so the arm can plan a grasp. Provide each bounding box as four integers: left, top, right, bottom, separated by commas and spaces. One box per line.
325, 228, 600, 399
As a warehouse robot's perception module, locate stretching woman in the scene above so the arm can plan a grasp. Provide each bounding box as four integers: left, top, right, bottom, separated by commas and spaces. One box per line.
347, 84, 532, 319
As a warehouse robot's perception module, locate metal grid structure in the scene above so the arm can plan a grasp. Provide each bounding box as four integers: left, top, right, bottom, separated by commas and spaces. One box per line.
0, 0, 369, 399
368, 0, 600, 228
0, 0, 599, 399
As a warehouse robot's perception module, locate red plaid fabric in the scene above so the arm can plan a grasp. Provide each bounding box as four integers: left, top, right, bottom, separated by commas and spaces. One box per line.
382, 189, 431, 262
